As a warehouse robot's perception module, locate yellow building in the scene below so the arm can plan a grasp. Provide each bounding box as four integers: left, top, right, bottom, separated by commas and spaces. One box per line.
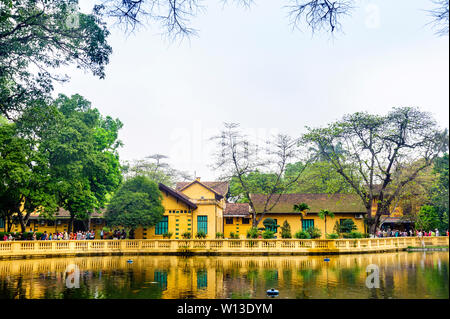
249, 193, 367, 238
223, 203, 252, 238
1, 178, 373, 239
140, 179, 228, 239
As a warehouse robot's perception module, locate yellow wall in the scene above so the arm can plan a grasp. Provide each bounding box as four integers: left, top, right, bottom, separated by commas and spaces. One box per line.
223, 217, 252, 238
138, 183, 224, 240
255, 213, 365, 239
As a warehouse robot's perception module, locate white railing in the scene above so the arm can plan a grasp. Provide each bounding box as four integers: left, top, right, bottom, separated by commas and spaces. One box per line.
0, 237, 447, 258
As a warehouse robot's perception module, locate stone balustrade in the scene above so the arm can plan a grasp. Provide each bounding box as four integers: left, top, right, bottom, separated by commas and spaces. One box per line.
0, 236, 448, 259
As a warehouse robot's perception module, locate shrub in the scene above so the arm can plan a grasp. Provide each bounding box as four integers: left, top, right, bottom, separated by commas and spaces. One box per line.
229, 232, 239, 239
294, 230, 311, 239
306, 227, 322, 239
342, 231, 364, 239
262, 230, 275, 239
280, 221, 292, 238
246, 227, 260, 239
215, 232, 224, 239
162, 232, 173, 239
195, 231, 207, 239
181, 232, 192, 239
339, 219, 357, 233
326, 233, 339, 239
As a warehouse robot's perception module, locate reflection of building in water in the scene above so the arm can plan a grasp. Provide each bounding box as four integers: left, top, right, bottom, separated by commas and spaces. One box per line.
0, 253, 447, 299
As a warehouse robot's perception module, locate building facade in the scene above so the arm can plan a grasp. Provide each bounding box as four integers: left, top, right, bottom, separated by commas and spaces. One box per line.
2, 178, 379, 239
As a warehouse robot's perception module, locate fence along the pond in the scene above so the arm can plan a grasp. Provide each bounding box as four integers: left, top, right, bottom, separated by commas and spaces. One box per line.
0, 237, 448, 257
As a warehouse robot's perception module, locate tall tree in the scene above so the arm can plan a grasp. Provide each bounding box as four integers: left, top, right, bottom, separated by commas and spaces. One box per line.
122, 154, 191, 187
0, 117, 57, 232
106, 175, 165, 236
0, 0, 112, 118
431, 154, 449, 229
17, 94, 123, 232
302, 107, 448, 235
318, 209, 334, 236
212, 123, 311, 227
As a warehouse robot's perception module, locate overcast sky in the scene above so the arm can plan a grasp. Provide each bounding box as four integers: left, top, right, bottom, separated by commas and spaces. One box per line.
53, 0, 449, 180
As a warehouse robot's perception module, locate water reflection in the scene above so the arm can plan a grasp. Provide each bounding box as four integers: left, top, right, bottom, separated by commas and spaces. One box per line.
0, 252, 447, 299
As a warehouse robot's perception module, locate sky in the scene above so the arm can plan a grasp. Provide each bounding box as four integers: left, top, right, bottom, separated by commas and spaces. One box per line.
53, 0, 449, 180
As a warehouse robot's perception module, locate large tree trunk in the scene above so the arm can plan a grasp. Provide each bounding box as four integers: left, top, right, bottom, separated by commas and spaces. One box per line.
6, 215, 12, 232
68, 214, 74, 233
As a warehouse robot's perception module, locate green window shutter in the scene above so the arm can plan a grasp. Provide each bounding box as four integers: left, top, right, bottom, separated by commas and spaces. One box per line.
155, 216, 168, 235
197, 216, 208, 234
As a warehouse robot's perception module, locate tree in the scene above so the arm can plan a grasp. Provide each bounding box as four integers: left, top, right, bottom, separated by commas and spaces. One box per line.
122, 154, 191, 187
212, 123, 311, 227
17, 94, 123, 232
280, 220, 292, 238
431, 154, 449, 230
0, 117, 57, 232
338, 219, 357, 233
318, 209, 334, 236
0, 0, 112, 118
285, 160, 355, 194
93, 0, 448, 39
293, 202, 309, 227
302, 107, 448, 235
106, 176, 165, 235
416, 205, 440, 231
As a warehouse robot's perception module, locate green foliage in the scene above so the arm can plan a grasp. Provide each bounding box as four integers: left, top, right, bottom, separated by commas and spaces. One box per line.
195, 231, 207, 239
416, 205, 441, 231
229, 231, 239, 239
262, 218, 278, 231
181, 232, 192, 239
294, 230, 311, 239
318, 209, 334, 219
301, 107, 448, 234
246, 227, 260, 239
0, 0, 112, 118
162, 232, 173, 239
106, 176, 164, 230
262, 230, 275, 239
229, 172, 281, 203
280, 220, 292, 238
286, 161, 354, 194
338, 219, 357, 233
326, 233, 339, 239
306, 227, 322, 239
215, 232, 224, 239
293, 203, 310, 212
431, 154, 449, 231
342, 231, 364, 239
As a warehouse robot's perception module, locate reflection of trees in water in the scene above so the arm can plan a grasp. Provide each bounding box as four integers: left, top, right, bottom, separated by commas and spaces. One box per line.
0, 253, 448, 299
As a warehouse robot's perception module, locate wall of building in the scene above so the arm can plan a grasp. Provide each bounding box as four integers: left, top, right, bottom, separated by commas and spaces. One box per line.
223, 217, 252, 238
255, 213, 366, 239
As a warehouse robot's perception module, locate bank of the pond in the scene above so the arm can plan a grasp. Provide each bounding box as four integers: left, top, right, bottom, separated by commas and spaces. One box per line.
1, 237, 448, 260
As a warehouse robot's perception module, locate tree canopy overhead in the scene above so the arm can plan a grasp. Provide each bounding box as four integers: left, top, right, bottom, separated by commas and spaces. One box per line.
0, 0, 112, 118
93, 0, 449, 40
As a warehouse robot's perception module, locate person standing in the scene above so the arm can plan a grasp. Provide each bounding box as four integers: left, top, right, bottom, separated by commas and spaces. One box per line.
100, 229, 104, 240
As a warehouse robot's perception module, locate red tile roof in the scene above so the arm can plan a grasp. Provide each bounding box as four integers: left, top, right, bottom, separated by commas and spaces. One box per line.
176, 181, 229, 197
250, 193, 366, 214
224, 203, 251, 217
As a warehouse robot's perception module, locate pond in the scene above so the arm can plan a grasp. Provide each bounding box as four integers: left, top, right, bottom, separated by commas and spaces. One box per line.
0, 251, 448, 299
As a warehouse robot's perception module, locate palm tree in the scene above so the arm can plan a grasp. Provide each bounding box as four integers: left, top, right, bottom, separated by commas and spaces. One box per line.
293, 203, 310, 230
318, 209, 335, 237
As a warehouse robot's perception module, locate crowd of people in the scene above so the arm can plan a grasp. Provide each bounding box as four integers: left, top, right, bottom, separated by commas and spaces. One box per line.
375, 229, 449, 238
2, 229, 129, 241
